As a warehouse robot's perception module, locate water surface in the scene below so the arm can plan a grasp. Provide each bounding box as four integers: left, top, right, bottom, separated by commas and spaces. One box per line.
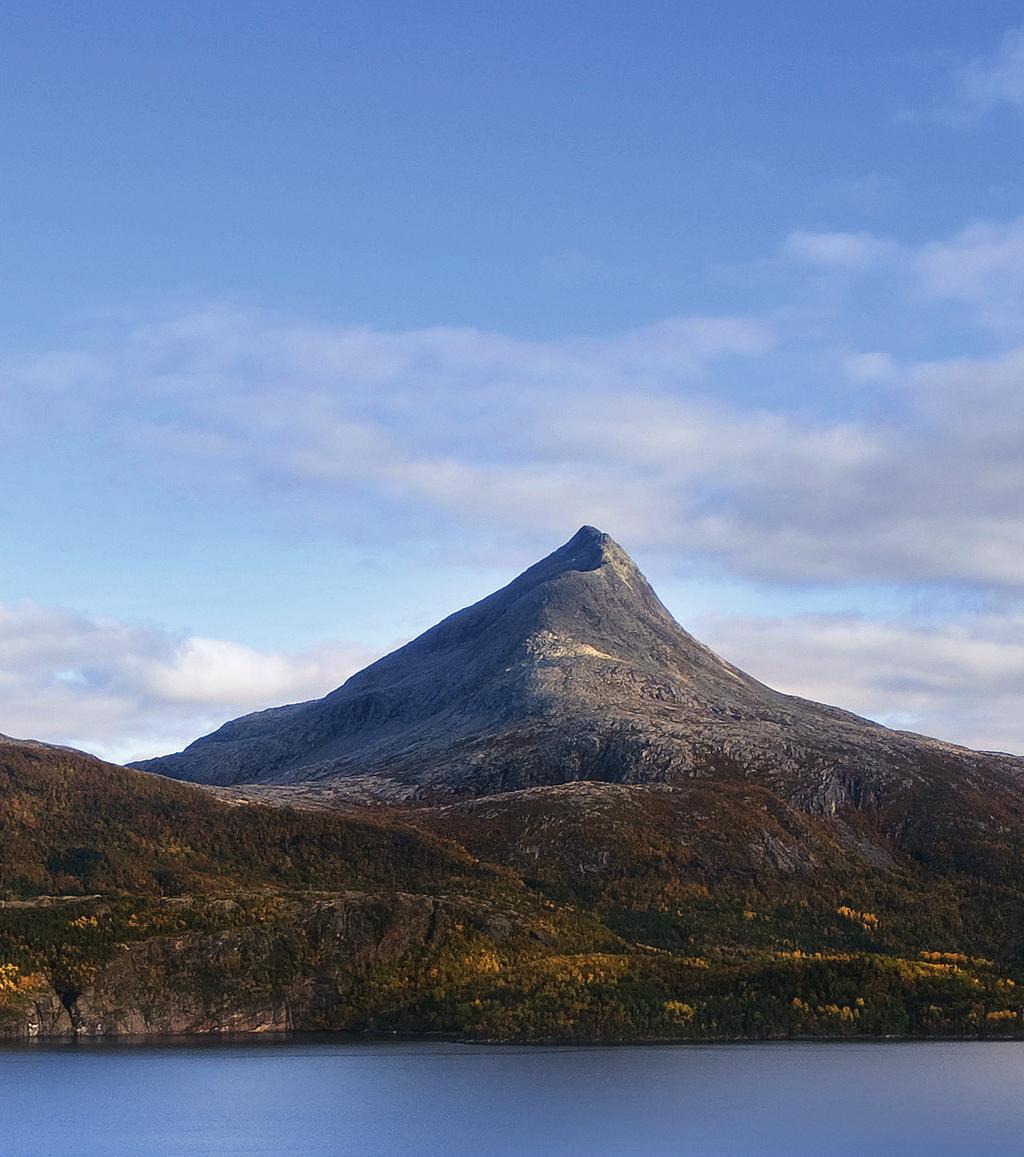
2, 1037, 1021, 1156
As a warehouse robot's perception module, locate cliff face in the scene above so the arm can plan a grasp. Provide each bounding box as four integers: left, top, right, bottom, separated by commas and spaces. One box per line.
134, 526, 1024, 821
0, 891, 532, 1039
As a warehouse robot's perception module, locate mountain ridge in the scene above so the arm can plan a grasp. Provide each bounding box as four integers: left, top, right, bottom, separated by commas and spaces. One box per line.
133, 527, 1024, 816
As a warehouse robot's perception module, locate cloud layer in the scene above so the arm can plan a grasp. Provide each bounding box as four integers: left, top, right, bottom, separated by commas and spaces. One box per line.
698, 610, 1024, 756
5, 211, 1024, 590
3, 597, 1023, 762
3, 207, 1024, 757
0, 602, 372, 763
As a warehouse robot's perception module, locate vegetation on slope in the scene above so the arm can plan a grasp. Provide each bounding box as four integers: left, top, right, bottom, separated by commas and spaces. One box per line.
0, 740, 493, 897
3, 738, 1024, 1042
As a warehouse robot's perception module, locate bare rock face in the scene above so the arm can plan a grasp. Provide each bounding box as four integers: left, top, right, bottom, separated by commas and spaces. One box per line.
133, 527, 1024, 817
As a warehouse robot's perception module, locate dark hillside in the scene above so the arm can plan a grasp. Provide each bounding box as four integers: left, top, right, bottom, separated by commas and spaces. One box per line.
4, 735, 1024, 1041
0, 735, 488, 898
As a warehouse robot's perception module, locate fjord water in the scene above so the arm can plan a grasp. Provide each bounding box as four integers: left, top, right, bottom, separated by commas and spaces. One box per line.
2, 1039, 1022, 1156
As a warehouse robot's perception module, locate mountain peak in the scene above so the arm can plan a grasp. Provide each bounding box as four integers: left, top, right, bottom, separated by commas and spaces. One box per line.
507, 525, 640, 598
570, 523, 610, 547
137, 525, 1020, 809
536, 524, 615, 569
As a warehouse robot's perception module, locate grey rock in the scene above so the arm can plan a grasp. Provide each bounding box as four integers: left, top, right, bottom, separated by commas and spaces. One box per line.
134, 526, 1024, 815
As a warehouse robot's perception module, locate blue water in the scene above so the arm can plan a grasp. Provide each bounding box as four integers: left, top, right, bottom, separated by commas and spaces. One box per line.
1, 1037, 1022, 1155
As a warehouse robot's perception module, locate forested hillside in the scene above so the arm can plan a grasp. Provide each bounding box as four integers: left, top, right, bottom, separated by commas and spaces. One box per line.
3, 736, 1024, 1042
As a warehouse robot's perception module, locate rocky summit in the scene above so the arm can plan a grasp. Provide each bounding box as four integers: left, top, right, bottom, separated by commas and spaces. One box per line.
134, 526, 1024, 817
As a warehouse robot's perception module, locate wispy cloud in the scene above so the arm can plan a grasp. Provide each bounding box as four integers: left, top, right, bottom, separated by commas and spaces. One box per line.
781, 229, 899, 270
914, 216, 1024, 333
3, 242, 1024, 590
951, 25, 1024, 119
779, 213, 1024, 335
698, 609, 1024, 756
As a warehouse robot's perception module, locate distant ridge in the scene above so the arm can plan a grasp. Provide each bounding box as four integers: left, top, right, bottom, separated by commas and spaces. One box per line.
134, 526, 1024, 814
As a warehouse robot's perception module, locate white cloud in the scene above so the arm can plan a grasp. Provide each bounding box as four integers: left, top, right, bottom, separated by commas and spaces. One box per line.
3, 294, 1024, 590
914, 216, 1024, 333
0, 602, 374, 763
779, 215, 1024, 336
952, 25, 1024, 118
697, 610, 1024, 756
781, 229, 899, 270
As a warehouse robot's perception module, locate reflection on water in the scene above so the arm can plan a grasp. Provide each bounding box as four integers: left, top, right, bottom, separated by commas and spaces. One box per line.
1, 1037, 1021, 1156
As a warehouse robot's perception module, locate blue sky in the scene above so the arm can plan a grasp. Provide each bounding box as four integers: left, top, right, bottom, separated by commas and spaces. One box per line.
2, 3, 1024, 760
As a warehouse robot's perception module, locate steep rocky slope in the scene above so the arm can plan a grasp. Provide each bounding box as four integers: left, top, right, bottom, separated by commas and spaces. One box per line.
135, 527, 1024, 823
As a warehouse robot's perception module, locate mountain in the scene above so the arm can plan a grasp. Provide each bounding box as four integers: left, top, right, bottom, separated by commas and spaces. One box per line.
7, 532, 1024, 1046
9, 529, 1024, 1042
134, 526, 1024, 822
7, 731, 1024, 1043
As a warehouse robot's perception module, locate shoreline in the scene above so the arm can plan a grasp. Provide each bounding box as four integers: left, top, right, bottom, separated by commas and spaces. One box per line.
4, 1027, 1024, 1050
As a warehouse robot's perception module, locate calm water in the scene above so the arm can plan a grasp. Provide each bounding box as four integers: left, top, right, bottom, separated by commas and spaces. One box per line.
1, 1037, 1022, 1156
